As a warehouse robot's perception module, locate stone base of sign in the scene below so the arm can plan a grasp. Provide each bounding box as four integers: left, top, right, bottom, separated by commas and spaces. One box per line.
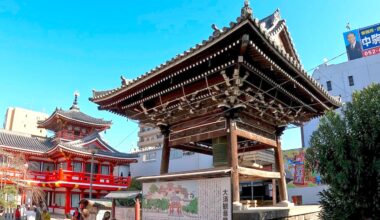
276, 200, 295, 207
233, 205, 320, 220
233, 201, 243, 211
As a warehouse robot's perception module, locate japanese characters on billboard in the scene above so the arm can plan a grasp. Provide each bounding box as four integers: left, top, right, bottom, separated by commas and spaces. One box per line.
142, 177, 231, 220
283, 148, 323, 188
343, 23, 380, 60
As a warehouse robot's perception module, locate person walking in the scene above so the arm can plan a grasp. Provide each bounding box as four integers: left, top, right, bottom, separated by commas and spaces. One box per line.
41, 209, 50, 220
15, 205, 21, 220
0, 206, 5, 220
80, 209, 90, 220
25, 207, 36, 220
72, 208, 81, 220
34, 206, 42, 220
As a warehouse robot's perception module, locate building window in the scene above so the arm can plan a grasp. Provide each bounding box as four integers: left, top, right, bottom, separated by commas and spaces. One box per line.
326, 81, 332, 91
72, 162, 82, 172
183, 151, 195, 156
71, 194, 80, 208
85, 163, 99, 174
101, 165, 110, 175
42, 162, 55, 172
55, 193, 66, 207
348, 76, 354, 86
28, 161, 41, 171
170, 149, 183, 160
143, 152, 156, 161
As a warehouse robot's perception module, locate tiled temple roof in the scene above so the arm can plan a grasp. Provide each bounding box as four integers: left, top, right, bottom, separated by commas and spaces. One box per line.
0, 129, 137, 159
39, 93, 112, 128
61, 132, 138, 158
90, 3, 340, 107
0, 129, 52, 153
60, 139, 138, 159
55, 108, 112, 126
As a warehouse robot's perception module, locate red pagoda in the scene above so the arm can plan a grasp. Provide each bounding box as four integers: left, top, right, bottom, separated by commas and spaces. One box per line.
0, 94, 137, 215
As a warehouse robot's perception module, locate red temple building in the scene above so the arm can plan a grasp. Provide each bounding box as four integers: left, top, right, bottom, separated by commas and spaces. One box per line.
0, 94, 137, 215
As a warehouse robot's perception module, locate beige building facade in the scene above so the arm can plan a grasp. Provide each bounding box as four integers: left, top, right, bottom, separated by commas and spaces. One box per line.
137, 123, 163, 149
3, 107, 49, 137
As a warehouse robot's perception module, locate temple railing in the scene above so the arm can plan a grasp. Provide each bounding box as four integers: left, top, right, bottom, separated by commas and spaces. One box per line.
1, 167, 131, 186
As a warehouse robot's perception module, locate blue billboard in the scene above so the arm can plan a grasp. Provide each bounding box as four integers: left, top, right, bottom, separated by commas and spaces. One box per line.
343, 23, 380, 60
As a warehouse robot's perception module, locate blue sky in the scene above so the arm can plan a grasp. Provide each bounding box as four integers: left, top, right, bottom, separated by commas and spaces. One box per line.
1, 0, 379, 152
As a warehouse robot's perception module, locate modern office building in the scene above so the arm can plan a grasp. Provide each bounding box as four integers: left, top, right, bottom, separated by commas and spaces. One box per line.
3, 107, 49, 137
137, 124, 163, 149
302, 53, 380, 147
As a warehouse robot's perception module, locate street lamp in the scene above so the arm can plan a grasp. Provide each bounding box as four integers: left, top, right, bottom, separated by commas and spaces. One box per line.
89, 146, 98, 199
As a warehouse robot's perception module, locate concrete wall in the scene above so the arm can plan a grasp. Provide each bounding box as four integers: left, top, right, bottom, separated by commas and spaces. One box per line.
130, 148, 213, 177
287, 185, 328, 205
113, 165, 130, 177
302, 54, 380, 147
3, 107, 48, 137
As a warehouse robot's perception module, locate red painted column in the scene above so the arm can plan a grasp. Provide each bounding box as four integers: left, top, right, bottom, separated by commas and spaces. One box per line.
59, 167, 64, 181
111, 199, 116, 220
67, 159, 72, 171
65, 189, 71, 215
98, 162, 102, 174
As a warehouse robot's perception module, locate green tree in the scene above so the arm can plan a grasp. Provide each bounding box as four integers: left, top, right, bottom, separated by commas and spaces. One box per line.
307, 84, 380, 219
127, 178, 142, 191
0, 185, 18, 208
118, 178, 142, 207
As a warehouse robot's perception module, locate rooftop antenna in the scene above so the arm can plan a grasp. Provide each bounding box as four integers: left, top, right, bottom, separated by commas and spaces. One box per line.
346, 22, 351, 31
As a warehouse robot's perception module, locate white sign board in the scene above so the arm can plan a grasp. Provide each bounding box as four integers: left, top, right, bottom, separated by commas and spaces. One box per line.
142, 177, 231, 220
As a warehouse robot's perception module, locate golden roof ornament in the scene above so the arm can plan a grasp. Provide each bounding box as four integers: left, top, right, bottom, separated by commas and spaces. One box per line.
70, 91, 80, 111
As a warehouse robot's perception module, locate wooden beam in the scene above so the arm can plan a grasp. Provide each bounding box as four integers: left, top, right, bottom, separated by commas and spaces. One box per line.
171, 144, 213, 155
238, 144, 275, 153
169, 129, 227, 146
236, 128, 277, 147
238, 166, 281, 179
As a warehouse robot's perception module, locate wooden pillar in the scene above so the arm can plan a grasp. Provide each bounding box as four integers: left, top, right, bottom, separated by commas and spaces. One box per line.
98, 161, 102, 174
111, 199, 116, 220
274, 137, 288, 202
159, 125, 170, 175
67, 158, 72, 171
110, 164, 114, 175
228, 118, 240, 207
272, 179, 277, 205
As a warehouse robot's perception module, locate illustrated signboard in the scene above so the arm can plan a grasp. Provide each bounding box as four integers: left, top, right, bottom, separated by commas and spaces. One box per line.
142, 177, 231, 220
343, 23, 380, 60
283, 148, 322, 188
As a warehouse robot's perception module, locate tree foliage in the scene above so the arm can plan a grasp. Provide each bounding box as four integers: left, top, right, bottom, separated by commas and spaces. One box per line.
307, 84, 380, 219
127, 178, 142, 191
118, 178, 142, 207
0, 148, 45, 208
